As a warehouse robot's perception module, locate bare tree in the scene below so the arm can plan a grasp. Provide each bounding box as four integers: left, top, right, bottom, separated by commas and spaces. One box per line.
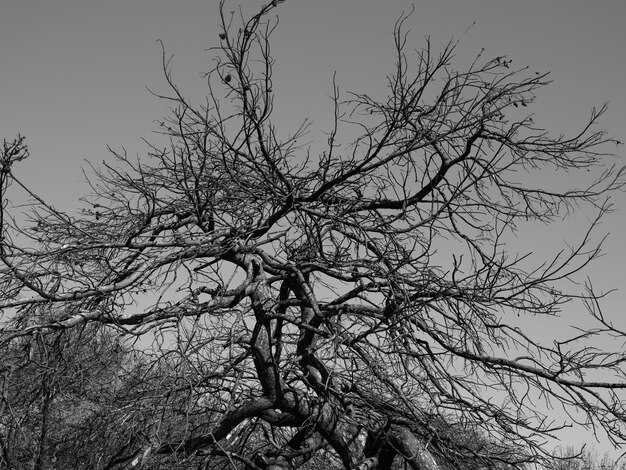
0, 308, 129, 469
0, 304, 209, 470
1, 1, 625, 469
550, 446, 622, 470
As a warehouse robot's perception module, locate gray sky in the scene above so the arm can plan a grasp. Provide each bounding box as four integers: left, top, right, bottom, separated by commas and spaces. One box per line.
2, 0, 626, 456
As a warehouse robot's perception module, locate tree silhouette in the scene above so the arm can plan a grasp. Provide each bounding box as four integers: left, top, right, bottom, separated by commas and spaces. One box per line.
1, 2, 625, 469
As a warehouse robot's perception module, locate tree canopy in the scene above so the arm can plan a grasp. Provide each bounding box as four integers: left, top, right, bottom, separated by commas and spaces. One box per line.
1, 2, 625, 469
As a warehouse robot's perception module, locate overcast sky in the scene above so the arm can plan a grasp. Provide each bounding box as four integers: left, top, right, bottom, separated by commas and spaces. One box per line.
2, 0, 625, 456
